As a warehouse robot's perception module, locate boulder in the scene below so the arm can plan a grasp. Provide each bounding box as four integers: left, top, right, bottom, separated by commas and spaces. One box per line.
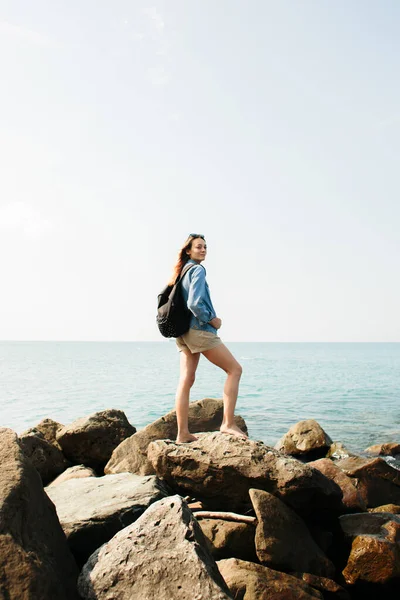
18, 431, 70, 485
22, 417, 64, 450
326, 442, 356, 461
217, 558, 323, 599
198, 518, 257, 562
275, 420, 333, 459
78, 495, 232, 600
365, 442, 400, 457
309, 458, 366, 513
369, 504, 400, 514
334, 456, 400, 508
340, 512, 400, 591
148, 432, 342, 515
0, 427, 79, 599
57, 408, 136, 471
105, 397, 247, 476
292, 573, 351, 599
46, 472, 170, 566
47, 464, 96, 487
249, 489, 335, 577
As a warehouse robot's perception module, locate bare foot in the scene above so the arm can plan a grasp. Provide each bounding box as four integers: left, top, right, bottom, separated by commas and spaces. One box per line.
176, 433, 198, 444
220, 423, 248, 438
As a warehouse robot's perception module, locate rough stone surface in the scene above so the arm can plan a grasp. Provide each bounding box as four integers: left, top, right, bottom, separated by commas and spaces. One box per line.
292, 573, 351, 599
340, 512, 400, 587
46, 472, 170, 565
198, 518, 257, 562
217, 558, 323, 600
369, 504, 400, 514
309, 458, 367, 513
249, 488, 335, 577
78, 495, 232, 600
18, 431, 70, 485
365, 442, 400, 457
275, 420, 333, 459
22, 417, 65, 450
105, 397, 248, 476
326, 442, 356, 460
148, 432, 342, 515
334, 456, 400, 508
0, 427, 79, 600
57, 408, 136, 471
47, 464, 96, 487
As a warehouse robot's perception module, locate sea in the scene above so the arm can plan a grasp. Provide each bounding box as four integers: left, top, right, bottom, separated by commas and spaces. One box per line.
1, 342, 399, 459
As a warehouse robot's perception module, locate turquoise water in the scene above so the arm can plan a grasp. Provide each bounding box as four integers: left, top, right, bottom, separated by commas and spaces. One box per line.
1, 342, 399, 455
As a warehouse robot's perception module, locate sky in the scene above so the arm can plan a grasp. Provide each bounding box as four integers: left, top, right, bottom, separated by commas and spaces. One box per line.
0, 1, 399, 342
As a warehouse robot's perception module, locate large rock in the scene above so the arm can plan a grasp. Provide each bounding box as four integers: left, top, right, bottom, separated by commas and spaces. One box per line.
365, 442, 400, 457
47, 464, 96, 487
369, 504, 400, 514
18, 431, 70, 485
340, 512, 400, 591
275, 420, 333, 459
78, 495, 232, 600
57, 408, 136, 471
309, 458, 366, 513
22, 417, 64, 450
249, 489, 335, 577
0, 427, 79, 599
292, 573, 351, 599
334, 456, 400, 508
198, 518, 257, 562
105, 397, 248, 476
46, 472, 170, 565
217, 558, 323, 599
148, 432, 342, 515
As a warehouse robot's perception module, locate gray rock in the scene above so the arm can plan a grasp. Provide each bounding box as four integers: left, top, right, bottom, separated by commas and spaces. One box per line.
105, 397, 248, 476
249, 488, 335, 578
18, 431, 70, 485
57, 408, 136, 471
78, 495, 233, 600
148, 432, 342, 515
46, 472, 170, 565
0, 427, 79, 600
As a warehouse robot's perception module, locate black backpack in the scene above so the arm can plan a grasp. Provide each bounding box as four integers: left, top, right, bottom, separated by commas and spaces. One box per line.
156, 262, 198, 338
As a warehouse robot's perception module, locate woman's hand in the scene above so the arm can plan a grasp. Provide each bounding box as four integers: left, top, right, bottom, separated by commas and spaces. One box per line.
209, 317, 222, 330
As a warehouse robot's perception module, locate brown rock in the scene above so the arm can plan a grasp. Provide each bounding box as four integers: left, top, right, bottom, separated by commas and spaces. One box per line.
326, 442, 356, 460
275, 420, 333, 459
105, 398, 247, 476
57, 408, 136, 471
309, 458, 366, 512
365, 442, 400, 457
340, 512, 400, 588
198, 518, 258, 562
78, 495, 232, 600
249, 488, 335, 577
148, 432, 342, 515
293, 573, 351, 599
46, 472, 170, 566
0, 427, 79, 599
18, 431, 70, 485
47, 464, 96, 487
22, 417, 64, 450
217, 558, 323, 599
369, 504, 400, 514
334, 456, 400, 508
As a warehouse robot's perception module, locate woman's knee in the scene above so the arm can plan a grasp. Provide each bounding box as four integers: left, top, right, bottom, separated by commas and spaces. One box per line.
229, 362, 242, 378
180, 371, 196, 387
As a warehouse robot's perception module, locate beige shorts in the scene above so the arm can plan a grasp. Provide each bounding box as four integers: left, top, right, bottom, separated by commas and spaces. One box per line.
176, 328, 223, 354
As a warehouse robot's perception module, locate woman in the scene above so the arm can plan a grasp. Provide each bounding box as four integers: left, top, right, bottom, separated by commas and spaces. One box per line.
170, 233, 247, 443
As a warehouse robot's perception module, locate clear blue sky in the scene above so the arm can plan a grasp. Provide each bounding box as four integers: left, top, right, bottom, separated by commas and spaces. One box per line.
1, 1, 399, 342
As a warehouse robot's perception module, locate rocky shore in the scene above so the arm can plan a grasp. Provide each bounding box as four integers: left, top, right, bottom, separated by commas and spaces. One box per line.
1, 399, 399, 599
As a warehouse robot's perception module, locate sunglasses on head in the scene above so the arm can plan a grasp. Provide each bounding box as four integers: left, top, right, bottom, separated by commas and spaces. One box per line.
189, 233, 205, 239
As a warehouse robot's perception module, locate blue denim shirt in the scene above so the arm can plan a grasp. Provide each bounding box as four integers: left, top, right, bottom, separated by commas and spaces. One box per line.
180, 260, 217, 333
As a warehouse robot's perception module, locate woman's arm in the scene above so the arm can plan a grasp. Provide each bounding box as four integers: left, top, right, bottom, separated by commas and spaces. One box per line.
187, 266, 218, 326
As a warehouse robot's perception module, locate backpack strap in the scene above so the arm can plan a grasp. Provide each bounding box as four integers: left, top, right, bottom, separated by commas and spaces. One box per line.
176, 261, 201, 284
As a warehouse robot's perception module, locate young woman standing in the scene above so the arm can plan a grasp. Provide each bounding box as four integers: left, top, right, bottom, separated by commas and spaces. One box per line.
170, 234, 247, 443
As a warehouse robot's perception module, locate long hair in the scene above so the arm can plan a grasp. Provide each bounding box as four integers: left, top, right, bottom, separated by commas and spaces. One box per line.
168, 235, 205, 286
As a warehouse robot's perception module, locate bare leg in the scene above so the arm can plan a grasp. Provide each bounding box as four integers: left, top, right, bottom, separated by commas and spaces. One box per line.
175, 350, 201, 443
202, 344, 247, 438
